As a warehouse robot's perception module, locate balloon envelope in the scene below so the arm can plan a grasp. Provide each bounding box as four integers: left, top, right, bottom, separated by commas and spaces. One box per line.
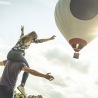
55, 0, 98, 54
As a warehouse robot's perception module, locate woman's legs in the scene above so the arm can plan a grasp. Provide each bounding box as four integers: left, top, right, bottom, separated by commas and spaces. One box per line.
7, 50, 29, 87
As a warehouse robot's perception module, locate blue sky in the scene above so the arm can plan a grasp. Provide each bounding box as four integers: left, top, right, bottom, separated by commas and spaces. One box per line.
1, 0, 98, 98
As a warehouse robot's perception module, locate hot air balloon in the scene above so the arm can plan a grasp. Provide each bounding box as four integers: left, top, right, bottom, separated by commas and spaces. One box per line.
54, 0, 98, 59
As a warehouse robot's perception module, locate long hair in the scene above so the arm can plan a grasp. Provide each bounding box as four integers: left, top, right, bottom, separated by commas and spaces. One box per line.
19, 31, 38, 42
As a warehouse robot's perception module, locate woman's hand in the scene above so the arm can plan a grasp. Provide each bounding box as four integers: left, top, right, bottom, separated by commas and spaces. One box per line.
50, 35, 56, 40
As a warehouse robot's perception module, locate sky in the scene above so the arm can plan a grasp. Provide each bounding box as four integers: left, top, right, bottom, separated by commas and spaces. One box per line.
1, 0, 98, 98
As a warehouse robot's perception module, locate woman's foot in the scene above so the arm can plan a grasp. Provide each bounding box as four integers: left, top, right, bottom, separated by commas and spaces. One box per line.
17, 85, 27, 96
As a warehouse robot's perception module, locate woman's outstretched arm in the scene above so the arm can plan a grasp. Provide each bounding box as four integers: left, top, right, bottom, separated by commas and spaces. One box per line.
32, 35, 56, 43
20, 26, 24, 38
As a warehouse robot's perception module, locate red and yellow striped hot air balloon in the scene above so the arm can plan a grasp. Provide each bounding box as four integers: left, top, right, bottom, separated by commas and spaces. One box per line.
54, 0, 98, 59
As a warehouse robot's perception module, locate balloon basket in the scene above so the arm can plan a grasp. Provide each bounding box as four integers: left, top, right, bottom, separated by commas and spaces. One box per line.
73, 52, 79, 59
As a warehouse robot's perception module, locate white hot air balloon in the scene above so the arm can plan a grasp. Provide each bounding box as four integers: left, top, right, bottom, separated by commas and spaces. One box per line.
55, 0, 98, 59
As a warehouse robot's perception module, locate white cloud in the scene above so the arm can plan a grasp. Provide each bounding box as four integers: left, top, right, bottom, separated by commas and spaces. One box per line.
0, 0, 11, 5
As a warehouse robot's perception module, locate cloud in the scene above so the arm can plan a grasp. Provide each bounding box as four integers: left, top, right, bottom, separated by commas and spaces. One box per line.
42, 44, 90, 73
0, 0, 11, 5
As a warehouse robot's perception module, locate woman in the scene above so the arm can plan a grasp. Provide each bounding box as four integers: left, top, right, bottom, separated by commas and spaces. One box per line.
7, 26, 56, 96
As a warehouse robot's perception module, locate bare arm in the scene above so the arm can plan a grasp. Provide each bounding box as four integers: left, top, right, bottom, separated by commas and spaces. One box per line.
32, 35, 56, 43
20, 26, 24, 38
41, 35, 56, 42
0, 61, 4, 66
0, 60, 7, 66
22, 66, 54, 81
